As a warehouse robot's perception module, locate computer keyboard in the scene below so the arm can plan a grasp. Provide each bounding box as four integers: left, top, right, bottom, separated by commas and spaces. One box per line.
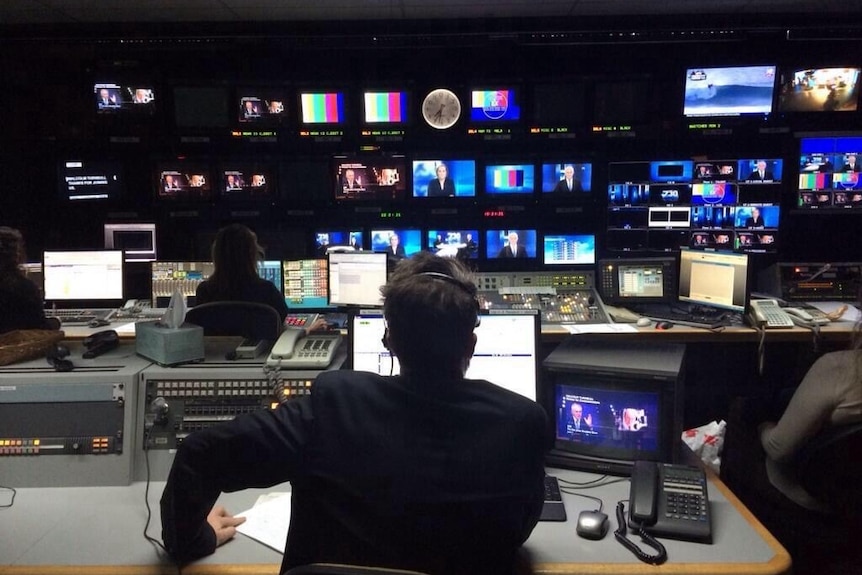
45, 308, 115, 325
540, 475, 567, 521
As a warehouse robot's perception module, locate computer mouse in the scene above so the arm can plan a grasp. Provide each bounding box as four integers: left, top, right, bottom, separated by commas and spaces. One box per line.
655, 321, 674, 330
576, 510, 609, 540
636, 317, 652, 327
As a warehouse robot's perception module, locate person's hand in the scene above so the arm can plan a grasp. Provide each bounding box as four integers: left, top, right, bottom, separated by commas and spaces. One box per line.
207, 505, 246, 548
585, 414, 593, 427
305, 317, 331, 334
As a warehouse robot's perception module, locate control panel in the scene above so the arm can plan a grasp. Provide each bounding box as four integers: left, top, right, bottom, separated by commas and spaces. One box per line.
760, 262, 862, 302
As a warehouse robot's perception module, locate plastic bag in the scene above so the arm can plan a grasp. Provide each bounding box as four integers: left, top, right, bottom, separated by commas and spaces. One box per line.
682, 420, 726, 474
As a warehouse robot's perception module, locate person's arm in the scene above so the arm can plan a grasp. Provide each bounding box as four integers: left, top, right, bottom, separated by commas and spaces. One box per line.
160, 397, 313, 563
759, 353, 846, 463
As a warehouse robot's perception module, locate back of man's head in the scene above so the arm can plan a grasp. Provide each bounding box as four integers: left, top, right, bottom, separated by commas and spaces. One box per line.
381, 252, 478, 375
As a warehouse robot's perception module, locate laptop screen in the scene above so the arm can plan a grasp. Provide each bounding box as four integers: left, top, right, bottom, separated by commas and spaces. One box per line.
351, 310, 540, 401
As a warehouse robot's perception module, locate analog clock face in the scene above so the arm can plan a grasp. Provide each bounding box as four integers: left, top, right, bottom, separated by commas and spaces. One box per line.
422, 88, 461, 130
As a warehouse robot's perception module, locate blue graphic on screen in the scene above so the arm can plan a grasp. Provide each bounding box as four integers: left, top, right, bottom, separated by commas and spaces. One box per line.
541, 163, 592, 193
485, 229, 537, 259
691, 206, 736, 228
691, 183, 737, 205
734, 205, 780, 228
683, 66, 777, 117
257, 261, 283, 293
608, 184, 649, 206
470, 89, 521, 122
427, 229, 479, 259
484, 164, 535, 194
649, 161, 694, 183
411, 159, 476, 197
543, 234, 596, 265
737, 159, 783, 182
370, 229, 422, 256
315, 230, 363, 256
555, 383, 660, 452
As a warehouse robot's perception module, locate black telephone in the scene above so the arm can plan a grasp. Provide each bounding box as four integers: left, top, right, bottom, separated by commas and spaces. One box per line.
628, 460, 712, 543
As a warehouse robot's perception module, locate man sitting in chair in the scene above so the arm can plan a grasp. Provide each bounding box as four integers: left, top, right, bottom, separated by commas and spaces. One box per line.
161, 251, 548, 575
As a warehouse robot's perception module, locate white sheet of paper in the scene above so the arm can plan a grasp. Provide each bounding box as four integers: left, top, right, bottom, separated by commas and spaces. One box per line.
807, 301, 861, 323
235, 491, 292, 553
563, 323, 639, 334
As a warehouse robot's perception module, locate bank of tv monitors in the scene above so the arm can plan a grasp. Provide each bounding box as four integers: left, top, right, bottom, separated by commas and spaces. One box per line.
469, 88, 521, 122
411, 159, 476, 198
94, 82, 155, 115
484, 229, 538, 260
333, 156, 407, 201
59, 160, 124, 202
363, 91, 409, 124
683, 65, 777, 117
218, 164, 275, 201
427, 229, 480, 259
606, 159, 781, 253
155, 164, 212, 202
778, 67, 860, 113
797, 135, 862, 210
541, 162, 592, 194
299, 92, 345, 125
484, 163, 535, 195
236, 88, 289, 124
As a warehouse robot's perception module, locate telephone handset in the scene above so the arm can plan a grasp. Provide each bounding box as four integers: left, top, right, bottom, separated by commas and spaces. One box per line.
266, 327, 342, 369
627, 461, 712, 543
749, 299, 794, 329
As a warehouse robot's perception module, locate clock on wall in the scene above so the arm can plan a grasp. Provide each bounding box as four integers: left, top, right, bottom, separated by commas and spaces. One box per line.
421, 88, 461, 130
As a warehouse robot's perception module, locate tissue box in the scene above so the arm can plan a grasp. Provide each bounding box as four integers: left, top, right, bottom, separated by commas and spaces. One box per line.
135, 321, 204, 366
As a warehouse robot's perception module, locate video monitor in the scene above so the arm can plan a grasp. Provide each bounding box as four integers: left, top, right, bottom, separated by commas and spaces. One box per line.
314, 230, 364, 256
649, 184, 691, 205
647, 207, 692, 228
608, 184, 649, 207
427, 229, 479, 259
258, 260, 283, 294
649, 161, 693, 183
363, 91, 409, 124
734, 205, 780, 229
58, 160, 124, 202
469, 88, 521, 122
593, 79, 652, 125
598, 257, 677, 306
327, 252, 388, 307
484, 164, 535, 196
103, 222, 157, 262
691, 183, 737, 205
236, 88, 288, 124
94, 82, 155, 115
173, 86, 229, 129
155, 164, 212, 202
683, 65, 777, 117
543, 234, 596, 266
333, 156, 407, 202
150, 261, 214, 307
693, 161, 737, 181
370, 228, 422, 262
691, 206, 736, 229
738, 159, 783, 183
541, 162, 592, 194
778, 67, 860, 113
678, 248, 749, 314
485, 229, 537, 260
299, 91, 345, 125
351, 310, 541, 401
283, 259, 332, 310
219, 164, 275, 201
531, 83, 587, 127
411, 159, 476, 198
43, 250, 124, 304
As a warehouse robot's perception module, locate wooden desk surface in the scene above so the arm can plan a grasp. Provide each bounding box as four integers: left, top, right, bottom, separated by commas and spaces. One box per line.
0, 469, 790, 575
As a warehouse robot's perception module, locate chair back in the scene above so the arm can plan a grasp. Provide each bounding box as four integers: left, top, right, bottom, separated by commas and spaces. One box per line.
185, 301, 282, 341
795, 420, 862, 522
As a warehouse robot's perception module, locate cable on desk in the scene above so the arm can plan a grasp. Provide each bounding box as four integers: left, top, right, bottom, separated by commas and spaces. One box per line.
142, 424, 169, 558
0, 484, 16, 508
614, 500, 667, 565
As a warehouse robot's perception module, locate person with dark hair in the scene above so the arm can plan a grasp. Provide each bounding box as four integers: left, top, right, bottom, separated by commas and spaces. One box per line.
0, 227, 58, 334
195, 224, 288, 322
161, 251, 548, 575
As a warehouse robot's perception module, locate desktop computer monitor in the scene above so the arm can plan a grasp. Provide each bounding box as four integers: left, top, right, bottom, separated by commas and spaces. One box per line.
43, 250, 124, 306
103, 223, 157, 262
258, 260, 283, 294
678, 249, 749, 314
283, 259, 332, 310
350, 310, 541, 401
327, 252, 388, 308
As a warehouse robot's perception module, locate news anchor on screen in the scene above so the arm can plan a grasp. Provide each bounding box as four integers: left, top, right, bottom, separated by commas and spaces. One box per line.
552, 165, 583, 193
744, 206, 765, 228
748, 160, 774, 182
497, 232, 528, 258
426, 163, 456, 197
342, 169, 365, 193
842, 154, 861, 172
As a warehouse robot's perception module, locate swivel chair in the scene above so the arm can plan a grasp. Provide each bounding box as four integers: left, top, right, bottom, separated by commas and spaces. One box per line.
283, 564, 431, 575
184, 301, 282, 341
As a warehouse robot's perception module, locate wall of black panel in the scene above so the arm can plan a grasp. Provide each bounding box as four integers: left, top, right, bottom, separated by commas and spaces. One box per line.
1, 15, 861, 301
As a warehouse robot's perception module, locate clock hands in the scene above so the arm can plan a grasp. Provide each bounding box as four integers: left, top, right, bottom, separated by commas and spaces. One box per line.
433, 104, 445, 122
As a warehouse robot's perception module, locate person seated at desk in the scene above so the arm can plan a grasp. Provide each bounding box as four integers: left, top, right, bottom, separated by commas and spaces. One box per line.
195, 223, 289, 322
161, 252, 548, 575
0, 226, 59, 334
